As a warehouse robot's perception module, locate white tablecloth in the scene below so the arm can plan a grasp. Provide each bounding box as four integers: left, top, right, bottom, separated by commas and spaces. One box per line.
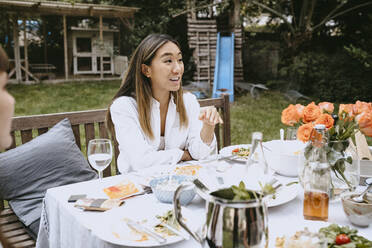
36, 164, 372, 248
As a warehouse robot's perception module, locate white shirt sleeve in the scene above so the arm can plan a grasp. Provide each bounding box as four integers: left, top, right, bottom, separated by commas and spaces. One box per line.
184, 93, 217, 159
110, 97, 184, 173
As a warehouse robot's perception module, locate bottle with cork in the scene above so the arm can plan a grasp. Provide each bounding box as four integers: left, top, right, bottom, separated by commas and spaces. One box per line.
303, 124, 331, 221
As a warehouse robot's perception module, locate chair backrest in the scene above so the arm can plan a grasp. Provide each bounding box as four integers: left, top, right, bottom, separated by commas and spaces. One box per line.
0, 94, 230, 209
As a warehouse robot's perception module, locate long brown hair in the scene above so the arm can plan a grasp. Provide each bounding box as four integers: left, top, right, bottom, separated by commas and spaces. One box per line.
106, 34, 188, 140
0, 46, 8, 72
0, 46, 13, 248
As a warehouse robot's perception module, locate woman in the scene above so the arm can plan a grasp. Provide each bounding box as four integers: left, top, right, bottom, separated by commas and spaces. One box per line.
107, 34, 222, 173
0, 46, 15, 248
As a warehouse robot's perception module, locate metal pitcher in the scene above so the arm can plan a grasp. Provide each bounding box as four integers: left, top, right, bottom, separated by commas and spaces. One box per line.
174, 182, 269, 248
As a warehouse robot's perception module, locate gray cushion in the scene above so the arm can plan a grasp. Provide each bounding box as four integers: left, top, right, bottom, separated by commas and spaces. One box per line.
0, 118, 97, 237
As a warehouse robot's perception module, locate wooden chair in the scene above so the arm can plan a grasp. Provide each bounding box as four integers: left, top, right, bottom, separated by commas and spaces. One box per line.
0, 94, 231, 247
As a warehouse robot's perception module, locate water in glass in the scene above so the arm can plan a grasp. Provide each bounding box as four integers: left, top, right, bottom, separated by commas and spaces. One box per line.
87, 139, 112, 180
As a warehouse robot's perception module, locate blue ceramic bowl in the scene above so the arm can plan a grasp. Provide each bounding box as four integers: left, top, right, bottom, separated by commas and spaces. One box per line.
149, 175, 196, 205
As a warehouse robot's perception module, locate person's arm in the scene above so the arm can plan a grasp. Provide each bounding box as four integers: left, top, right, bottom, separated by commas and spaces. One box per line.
199, 106, 223, 145
184, 93, 221, 160
110, 97, 184, 173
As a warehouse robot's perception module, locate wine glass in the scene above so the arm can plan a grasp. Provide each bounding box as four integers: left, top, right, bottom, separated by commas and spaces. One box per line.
87, 139, 112, 180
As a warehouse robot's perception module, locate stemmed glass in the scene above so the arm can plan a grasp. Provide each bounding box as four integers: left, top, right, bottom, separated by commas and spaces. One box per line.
248, 131, 270, 178
87, 139, 112, 180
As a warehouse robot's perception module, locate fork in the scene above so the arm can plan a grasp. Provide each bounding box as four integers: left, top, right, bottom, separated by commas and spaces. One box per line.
119, 185, 152, 201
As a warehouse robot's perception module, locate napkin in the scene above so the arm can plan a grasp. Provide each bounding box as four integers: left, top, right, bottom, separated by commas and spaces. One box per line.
74, 198, 124, 211
355, 131, 372, 160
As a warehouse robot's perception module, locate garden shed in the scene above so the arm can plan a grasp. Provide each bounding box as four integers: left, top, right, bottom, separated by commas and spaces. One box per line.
69, 21, 118, 75
0, 0, 139, 83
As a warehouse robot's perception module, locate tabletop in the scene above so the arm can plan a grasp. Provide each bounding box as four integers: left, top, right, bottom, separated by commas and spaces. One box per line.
36, 161, 372, 248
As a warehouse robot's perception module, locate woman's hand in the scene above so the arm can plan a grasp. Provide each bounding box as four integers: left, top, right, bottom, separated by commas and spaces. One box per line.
198, 106, 223, 127
199, 106, 223, 145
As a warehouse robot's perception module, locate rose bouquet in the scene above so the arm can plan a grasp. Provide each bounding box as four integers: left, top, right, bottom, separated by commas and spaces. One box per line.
281, 101, 372, 191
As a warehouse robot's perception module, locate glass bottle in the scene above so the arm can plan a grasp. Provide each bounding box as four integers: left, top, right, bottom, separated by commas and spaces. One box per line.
247, 132, 269, 176
303, 124, 331, 221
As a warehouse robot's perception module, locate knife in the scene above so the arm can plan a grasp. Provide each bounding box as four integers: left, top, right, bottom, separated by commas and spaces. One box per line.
125, 219, 167, 244
218, 155, 247, 164
160, 222, 189, 240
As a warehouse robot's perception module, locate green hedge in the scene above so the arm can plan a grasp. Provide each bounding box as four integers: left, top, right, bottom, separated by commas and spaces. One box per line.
277, 51, 372, 102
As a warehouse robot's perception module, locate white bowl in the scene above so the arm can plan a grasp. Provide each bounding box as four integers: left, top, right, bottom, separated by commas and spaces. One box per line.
263, 140, 306, 177
149, 175, 196, 205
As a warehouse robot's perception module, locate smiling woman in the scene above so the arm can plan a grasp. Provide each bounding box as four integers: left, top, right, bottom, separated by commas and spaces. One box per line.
0, 46, 15, 248
106, 34, 223, 173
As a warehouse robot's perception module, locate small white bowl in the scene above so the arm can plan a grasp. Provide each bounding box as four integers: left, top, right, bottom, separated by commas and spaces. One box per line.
149, 175, 196, 205
263, 140, 306, 177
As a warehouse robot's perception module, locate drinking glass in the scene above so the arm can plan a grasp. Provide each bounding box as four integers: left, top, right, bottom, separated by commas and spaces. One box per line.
87, 139, 112, 180
286, 127, 298, 140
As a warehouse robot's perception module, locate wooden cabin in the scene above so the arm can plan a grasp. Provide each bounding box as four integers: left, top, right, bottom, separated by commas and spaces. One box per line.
0, 0, 138, 83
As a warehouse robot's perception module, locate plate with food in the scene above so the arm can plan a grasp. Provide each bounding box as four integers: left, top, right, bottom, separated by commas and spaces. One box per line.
173, 164, 203, 176
103, 179, 143, 199
92, 203, 197, 247
275, 224, 372, 248
219, 144, 252, 161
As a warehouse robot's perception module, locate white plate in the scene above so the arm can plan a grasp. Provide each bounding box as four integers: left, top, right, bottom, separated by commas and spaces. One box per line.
242, 176, 299, 208
92, 203, 196, 247
219, 144, 251, 161
265, 182, 299, 207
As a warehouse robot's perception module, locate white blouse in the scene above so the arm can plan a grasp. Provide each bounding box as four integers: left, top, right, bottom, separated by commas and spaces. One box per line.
110, 92, 216, 173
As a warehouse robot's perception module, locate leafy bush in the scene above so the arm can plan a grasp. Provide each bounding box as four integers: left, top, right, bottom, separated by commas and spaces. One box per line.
278, 51, 372, 102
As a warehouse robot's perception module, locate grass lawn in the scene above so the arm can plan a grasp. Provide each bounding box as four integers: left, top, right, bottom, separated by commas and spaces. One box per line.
8, 81, 371, 145
8, 80, 121, 116
230, 91, 290, 143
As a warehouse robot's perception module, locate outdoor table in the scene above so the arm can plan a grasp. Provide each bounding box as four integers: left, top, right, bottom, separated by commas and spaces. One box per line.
36, 163, 372, 248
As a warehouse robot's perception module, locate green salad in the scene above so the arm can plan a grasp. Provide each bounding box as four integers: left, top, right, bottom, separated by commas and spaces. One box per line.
319, 224, 372, 248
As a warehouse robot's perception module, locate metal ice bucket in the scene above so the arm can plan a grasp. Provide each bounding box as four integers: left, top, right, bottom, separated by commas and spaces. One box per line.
174, 183, 269, 248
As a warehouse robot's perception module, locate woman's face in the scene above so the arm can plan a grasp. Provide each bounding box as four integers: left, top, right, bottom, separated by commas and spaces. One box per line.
0, 72, 15, 150
143, 41, 184, 97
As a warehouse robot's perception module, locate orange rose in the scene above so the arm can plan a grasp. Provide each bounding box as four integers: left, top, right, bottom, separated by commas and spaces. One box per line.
315, 114, 334, 129
353, 100, 372, 115
339, 104, 354, 119
356, 111, 372, 137
297, 123, 314, 143
303, 102, 321, 123
318, 102, 334, 113
295, 104, 304, 119
281, 104, 301, 126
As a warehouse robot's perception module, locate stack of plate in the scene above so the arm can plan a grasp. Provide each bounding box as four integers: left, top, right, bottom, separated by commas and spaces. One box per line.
360, 146, 372, 179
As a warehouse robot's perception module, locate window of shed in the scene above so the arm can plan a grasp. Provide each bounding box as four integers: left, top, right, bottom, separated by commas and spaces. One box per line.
77, 57, 92, 71
76, 38, 92, 53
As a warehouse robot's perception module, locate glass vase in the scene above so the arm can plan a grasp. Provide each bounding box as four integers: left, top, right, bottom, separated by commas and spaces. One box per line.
328, 140, 360, 201
299, 140, 360, 201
